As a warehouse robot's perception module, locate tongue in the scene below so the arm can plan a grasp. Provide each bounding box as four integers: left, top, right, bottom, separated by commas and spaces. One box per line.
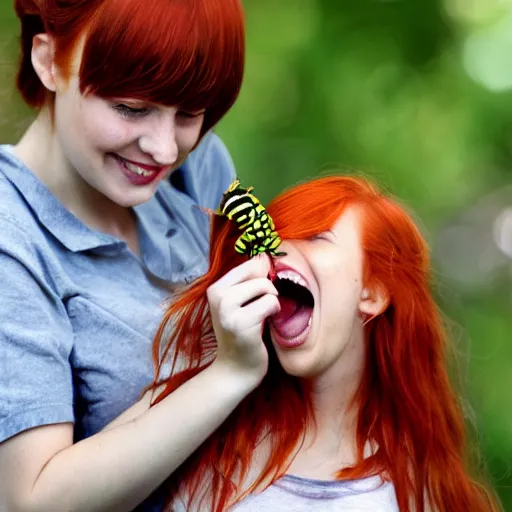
271, 296, 312, 339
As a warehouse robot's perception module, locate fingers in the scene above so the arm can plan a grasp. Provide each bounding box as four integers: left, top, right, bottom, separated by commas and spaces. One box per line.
215, 277, 277, 312
237, 293, 280, 325
208, 260, 280, 341
220, 294, 280, 338
211, 254, 271, 290
207, 255, 276, 380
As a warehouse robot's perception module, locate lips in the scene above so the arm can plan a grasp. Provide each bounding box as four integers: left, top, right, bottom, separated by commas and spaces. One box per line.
269, 264, 315, 349
113, 154, 168, 186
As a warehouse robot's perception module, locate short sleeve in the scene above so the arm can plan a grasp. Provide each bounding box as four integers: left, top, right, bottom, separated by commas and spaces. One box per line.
0, 215, 74, 443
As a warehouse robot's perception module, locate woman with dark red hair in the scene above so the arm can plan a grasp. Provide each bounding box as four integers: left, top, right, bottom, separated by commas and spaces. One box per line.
0, 1, 267, 511
150, 176, 502, 512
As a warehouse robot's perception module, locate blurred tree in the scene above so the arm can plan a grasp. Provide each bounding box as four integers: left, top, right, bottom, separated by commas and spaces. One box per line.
0, 0, 510, 507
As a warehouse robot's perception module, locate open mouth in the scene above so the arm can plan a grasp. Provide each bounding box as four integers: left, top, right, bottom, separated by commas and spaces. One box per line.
269, 269, 315, 348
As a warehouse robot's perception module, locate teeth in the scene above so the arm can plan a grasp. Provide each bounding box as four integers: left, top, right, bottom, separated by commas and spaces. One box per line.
276, 269, 309, 289
123, 160, 154, 177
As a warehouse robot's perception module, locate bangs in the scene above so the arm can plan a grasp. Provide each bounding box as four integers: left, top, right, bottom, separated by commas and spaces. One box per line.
268, 178, 353, 240
78, 0, 244, 123
268, 176, 382, 241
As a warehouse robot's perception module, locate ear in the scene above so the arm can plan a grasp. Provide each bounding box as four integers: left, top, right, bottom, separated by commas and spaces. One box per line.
31, 33, 58, 93
359, 283, 389, 320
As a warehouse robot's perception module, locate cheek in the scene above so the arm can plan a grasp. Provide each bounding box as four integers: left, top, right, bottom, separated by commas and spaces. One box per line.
54, 80, 122, 147
65, 95, 134, 150
176, 121, 203, 154
83, 107, 134, 149
318, 255, 362, 312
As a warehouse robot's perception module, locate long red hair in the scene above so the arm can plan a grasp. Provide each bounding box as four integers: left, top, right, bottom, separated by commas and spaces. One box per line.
150, 176, 501, 511
14, 0, 245, 134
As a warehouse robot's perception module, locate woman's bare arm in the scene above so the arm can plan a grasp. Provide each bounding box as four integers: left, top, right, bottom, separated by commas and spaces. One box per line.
0, 363, 258, 512
0, 256, 278, 512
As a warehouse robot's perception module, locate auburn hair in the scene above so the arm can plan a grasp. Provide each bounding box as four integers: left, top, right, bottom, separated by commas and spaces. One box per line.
14, 0, 245, 134
149, 176, 501, 512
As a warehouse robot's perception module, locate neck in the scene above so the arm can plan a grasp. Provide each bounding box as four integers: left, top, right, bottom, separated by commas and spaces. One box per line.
308, 325, 365, 437
286, 326, 366, 479
308, 376, 359, 439
13, 107, 136, 242
301, 369, 361, 469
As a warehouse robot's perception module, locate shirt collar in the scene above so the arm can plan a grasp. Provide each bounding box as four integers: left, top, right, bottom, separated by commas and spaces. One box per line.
0, 145, 127, 253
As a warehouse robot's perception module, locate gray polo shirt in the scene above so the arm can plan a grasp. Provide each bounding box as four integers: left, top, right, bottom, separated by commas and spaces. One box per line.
0, 132, 235, 449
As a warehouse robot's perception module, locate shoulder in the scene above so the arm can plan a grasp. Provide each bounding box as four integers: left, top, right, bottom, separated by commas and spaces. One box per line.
188, 131, 236, 181
0, 200, 58, 290
173, 132, 237, 210
0, 167, 34, 234
0, 197, 74, 445
0, 174, 65, 297
0, 146, 53, 243
0, 198, 46, 270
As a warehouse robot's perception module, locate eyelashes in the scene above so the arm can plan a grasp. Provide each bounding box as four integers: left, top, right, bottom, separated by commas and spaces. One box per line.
112, 103, 206, 120
112, 103, 151, 118
178, 110, 206, 119
308, 231, 334, 243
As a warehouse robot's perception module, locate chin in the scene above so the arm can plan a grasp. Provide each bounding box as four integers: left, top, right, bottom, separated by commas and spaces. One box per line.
275, 352, 320, 380
284, 367, 322, 380
109, 188, 156, 208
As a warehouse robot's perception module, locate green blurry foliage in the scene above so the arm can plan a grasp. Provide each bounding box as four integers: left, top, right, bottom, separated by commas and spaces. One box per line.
0, 0, 510, 507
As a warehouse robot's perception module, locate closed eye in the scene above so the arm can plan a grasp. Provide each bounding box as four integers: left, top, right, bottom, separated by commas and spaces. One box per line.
177, 109, 206, 119
309, 231, 332, 242
113, 103, 151, 118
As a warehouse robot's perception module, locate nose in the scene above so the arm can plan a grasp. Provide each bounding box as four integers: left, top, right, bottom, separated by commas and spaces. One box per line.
138, 112, 179, 167
277, 240, 295, 254
274, 240, 306, 264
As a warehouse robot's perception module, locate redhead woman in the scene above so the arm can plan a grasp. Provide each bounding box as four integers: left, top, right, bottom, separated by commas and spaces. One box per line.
0, 1, 279, 511
150, 176, 502, 512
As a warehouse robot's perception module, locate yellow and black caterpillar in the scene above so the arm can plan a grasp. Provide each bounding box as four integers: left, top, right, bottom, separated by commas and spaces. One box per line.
219, 180, 285, 258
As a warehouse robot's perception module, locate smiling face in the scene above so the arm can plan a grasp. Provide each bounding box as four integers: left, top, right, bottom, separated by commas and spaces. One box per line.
54, 79, 204, 208
16, 0, 245, 211
269, 207, 380, 382
27, 34, 205, 211
51, 47, 204, 208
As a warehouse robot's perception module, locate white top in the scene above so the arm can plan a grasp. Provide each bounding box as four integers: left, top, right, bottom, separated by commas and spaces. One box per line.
231, 474, 399, 511
173, 474, 399, 511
